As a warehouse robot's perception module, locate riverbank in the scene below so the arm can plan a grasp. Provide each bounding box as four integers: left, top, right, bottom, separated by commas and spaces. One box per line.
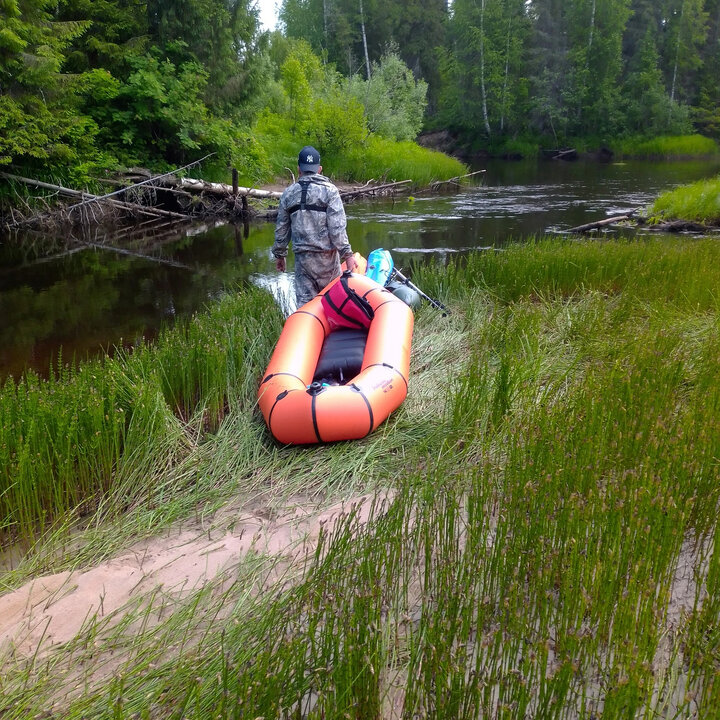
572, 173, 720, 234
419, 131, 720, 163
2, 237, 720, 717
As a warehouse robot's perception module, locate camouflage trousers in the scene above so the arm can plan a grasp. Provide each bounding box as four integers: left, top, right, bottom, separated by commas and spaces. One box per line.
294, 250, 342, 307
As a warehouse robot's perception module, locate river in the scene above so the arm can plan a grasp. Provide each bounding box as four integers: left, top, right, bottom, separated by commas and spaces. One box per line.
1, 158, 718, 379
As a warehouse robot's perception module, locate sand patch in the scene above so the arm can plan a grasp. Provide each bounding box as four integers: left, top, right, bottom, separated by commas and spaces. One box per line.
0, 492, 392, 661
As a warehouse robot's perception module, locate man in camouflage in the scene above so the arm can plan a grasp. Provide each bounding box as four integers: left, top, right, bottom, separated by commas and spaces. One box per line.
273, 146, 357, 307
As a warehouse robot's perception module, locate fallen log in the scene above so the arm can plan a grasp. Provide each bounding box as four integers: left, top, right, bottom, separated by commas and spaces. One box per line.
569, 210, 637, 233
650, 219, 712, 233
541, 148, 578, 160
65, 155, 213, 212
1, 172, 187, 223
179, 177, 282, 199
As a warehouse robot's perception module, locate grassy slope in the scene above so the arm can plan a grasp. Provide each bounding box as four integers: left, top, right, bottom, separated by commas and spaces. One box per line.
2, 237, 720, 717
652, 175, 720, 223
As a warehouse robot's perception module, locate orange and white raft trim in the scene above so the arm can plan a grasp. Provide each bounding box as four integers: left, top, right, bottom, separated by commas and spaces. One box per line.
258, 271, 414, 444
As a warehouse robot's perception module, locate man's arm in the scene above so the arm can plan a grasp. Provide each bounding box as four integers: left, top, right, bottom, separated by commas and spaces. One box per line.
326, 188, 354, 267
272, 194, 291, 271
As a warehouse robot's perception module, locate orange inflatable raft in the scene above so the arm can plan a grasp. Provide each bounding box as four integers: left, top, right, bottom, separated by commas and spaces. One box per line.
258, 268, 414, 444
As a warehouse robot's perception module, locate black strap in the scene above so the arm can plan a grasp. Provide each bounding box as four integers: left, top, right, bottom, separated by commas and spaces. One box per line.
350, 384, 374, 436
287, 178, 329, 215
311, 393, 322, 442
261, 371, 304, 386
268, 389, 291, 431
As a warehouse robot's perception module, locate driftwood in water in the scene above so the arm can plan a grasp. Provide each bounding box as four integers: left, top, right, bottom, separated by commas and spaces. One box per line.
542, 148, 578, 161
340, 179, 412, 200
430, 169, 486, 188
651, 219, 713, 233
569, 211, 637, 233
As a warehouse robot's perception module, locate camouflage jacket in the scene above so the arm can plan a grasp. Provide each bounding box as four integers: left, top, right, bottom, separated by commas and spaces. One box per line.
272, 173, 352, 259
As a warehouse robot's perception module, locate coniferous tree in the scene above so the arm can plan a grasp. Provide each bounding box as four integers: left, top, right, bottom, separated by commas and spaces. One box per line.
693, 0, 720, 136
622, 26, 689, 134
0, 0, 92, 168
527, 0, 570, 142
556, 0, 628, 137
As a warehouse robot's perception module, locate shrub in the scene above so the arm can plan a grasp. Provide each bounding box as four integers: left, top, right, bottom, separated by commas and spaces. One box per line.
345, 52, 428, 142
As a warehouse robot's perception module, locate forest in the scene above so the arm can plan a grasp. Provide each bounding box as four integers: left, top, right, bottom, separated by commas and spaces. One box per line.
1, 0, 719, 188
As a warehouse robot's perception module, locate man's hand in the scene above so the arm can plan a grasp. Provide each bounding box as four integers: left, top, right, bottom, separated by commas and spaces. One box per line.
275, 256, 286, 272
345, 254, 358, 274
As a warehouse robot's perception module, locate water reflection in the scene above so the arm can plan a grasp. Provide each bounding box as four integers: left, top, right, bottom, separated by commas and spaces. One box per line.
1, 159, 718, 378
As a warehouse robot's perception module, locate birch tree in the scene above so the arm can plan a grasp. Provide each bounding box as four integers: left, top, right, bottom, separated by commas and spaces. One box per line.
665, 0, 708, 104
439, 0, 529, 138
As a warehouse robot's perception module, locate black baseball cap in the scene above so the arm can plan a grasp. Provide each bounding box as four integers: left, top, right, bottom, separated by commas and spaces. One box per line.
298, 146, 320, 172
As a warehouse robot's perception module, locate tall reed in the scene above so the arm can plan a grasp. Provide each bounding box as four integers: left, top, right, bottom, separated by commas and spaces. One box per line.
0, 287, 281, 548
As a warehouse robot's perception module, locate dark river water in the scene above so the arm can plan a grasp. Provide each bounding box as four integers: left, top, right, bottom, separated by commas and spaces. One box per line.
1, 158, 719, 379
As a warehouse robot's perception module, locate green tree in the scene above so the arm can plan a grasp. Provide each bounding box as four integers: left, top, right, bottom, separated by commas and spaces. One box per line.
526, 0, 570, 141
692, 0, 720, 136
56, 0, 148, 76
280, 0, 447, 110
563, 0, 632, 137
145, 0, 265, 113
0, 0, 96, 170
664, 0, 708, 105
622, 26, 689, 134
345, 51, 427, 141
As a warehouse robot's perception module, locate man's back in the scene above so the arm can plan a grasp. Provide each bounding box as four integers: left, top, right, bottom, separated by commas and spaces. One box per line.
276, 173, 347, 254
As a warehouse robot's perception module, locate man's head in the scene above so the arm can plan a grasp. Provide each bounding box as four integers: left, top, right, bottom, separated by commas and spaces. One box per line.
298, 146, 321, 174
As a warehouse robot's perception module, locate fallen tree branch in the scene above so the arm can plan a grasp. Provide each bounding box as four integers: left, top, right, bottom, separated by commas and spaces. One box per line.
340, 179, 412, 199
64, 154, 214, 212
650, 219, 713, 233
568, 210, 637, 233
431, 169, 486, 187
0, 172, 188, 224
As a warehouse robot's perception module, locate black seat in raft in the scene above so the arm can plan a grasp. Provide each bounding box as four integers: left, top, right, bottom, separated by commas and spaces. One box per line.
313, 328, 368, 385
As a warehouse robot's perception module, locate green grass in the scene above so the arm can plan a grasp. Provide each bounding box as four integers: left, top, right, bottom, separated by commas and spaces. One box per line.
3, 237, 720, 718
615, 134, 719, 159
651, 175, 720, 223
329, 135, 467, 185
252, 113, 467, 186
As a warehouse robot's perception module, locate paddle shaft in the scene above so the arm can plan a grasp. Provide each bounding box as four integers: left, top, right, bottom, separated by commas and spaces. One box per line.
391, 268, 450, 315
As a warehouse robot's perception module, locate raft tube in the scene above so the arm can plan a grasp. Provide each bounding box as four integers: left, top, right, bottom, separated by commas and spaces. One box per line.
258, 272, 414, 444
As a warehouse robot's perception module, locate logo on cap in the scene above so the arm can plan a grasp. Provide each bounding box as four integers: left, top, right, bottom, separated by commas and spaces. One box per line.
306, 154, 314, 163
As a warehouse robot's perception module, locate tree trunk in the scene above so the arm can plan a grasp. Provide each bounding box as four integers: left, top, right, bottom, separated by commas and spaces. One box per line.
587, 0, 596, 62
479, 0, 491, 137
359, 0, 371, 79
670, 0, 686, 103
501, 16, 512, 132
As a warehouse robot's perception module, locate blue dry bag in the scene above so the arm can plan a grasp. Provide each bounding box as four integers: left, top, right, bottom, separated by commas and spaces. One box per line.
365, 248, 394, 287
